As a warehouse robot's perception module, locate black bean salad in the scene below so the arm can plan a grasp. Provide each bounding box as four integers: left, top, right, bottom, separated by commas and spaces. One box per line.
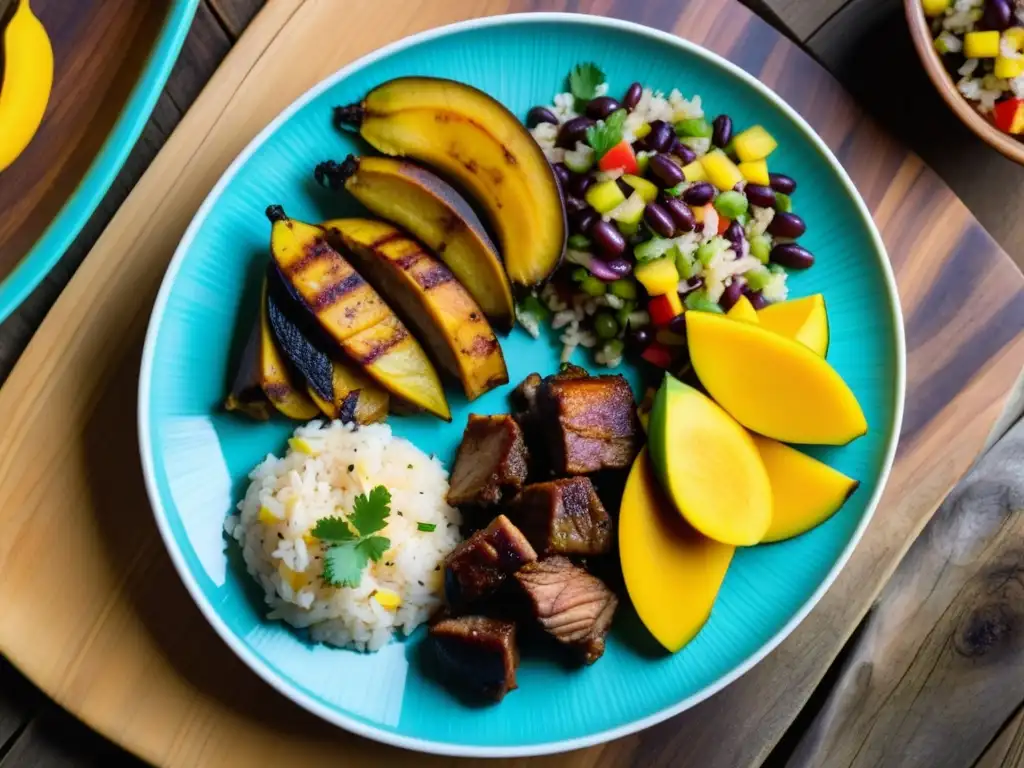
516, 63, 813, 370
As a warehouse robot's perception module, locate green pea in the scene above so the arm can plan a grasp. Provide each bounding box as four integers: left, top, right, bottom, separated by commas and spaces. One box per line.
609, 278, 638, 300
675, 118, 713, 138
714, 190, 749, 219
580, 275, 607, 297
568, 234, 592, 250
594, 312, 619, 339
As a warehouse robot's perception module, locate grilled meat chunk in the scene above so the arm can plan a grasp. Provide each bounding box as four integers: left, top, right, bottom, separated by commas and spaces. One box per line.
505, 477, 612, 556
447, 414, 529, 507
430, 615, 519, 701
445, 514, 537, 605
512, 368, 640, 475
515, 556, 618, 664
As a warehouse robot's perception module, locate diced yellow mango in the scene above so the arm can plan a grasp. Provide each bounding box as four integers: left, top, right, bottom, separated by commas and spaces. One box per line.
921, 0, 949, 16
622, 174, 659, 203
681, 159, 708, 182
635, 257, 680, 296
726, 295, 759, 323
373, 589, 402, 610
733, 126, 778, 162
258, 505, 279, 525
996, 55, 1024, 78
634, 122, 652, 139
664, 291, 684, 316
700, 149, 744, 191
691, 203, 709, 224
738, 159, 770, 185
278, 563, 306, 591
585, 179, 626, 214
965, 30, 1000, 58
1005, 27, 1024, 51
288, 437, 317, 456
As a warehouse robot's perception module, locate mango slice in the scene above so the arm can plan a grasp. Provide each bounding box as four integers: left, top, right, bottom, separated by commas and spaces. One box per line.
686, 312, 866, 445
726, 294, 759, 323
647, 375, 772, 546
620, 449, 735, 652
756, 294, 829, 356
752, 435, 860, 542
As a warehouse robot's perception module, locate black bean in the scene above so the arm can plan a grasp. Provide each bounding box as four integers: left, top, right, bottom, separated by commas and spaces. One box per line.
667, 313, 688, 336
983, 0, 1013, 29
604, 258, 634, 278
712, 115, 733, 148
586, 96, 622, 120
744, 183, 776, 209
724, 221, 745, 252
622, 82, 643, 111
565, 196, 587, 215
644, 203, 676, 237
767, 211, 807, 239
631, 138, 651, 154
719, 280, 743, 312
648, 154, 685, 187
682, 181, 715, 206
552, 163, 570, 188
670, 139, 697, 166
768, 173, 797, 194
744, 289, 768, 310
646, 120, 674, 152
569, 206, 599, 234
770, 242, 815, 269
527, 106, 558, 128
591, 219, 627, 257
557, 116, 595, 148
629, 325, 652, 347
616, 178, 634, 197
686, 276, 704, 291
662, 197, 696, 232
568, 173, 595, 199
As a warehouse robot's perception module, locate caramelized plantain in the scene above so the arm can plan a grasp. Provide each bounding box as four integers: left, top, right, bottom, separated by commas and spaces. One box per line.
266, 207, 450, 420
323, 218, 508, 401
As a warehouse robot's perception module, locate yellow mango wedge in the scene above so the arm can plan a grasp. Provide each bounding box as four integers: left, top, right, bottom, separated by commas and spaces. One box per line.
620, 449, 735, 652
726, 295, 759, 323
686, 312, 866, 445
647, 375, 772, 546
752, 435, 860, 542
756, 294, 829, 356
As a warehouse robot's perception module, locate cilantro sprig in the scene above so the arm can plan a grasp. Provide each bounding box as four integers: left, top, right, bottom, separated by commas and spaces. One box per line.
311, 486, 391, 589
586, 108, 628, 159
568, 62, 605, 102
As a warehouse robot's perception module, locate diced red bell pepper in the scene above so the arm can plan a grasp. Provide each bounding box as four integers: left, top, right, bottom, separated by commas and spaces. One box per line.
640, 341, 674, 369
598, 140, 639, 174
993, 98, 1024, 134
648, 294, 681, 327
717, 215, 731, 235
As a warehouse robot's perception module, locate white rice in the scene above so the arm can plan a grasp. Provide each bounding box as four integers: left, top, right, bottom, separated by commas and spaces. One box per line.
226, 420, 462, 652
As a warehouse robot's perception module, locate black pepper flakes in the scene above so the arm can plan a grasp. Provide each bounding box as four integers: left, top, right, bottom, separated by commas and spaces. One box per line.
347, 464, 354, 472
407, 463, 413, 469
417, 580, 424, 586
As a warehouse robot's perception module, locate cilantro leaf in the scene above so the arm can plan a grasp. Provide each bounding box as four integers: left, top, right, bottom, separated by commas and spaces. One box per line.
568, 62, 605, 102
349, 485, 391, 536
310, 515, 356, 544
356, 535, 391, 563
585, 109, 628, 159
322, 542, 367, 588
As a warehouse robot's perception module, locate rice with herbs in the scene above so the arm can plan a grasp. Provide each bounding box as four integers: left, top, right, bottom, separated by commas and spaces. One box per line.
225, 419, 462, 652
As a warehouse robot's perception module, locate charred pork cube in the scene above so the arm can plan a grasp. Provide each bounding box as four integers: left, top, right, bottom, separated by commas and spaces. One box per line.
447, 415, 529, 507
540, 373, 640, 474
505, 477, 612, 556
430, 615, 519, 701
444, 514, 537, 605
515, 556, 618, 664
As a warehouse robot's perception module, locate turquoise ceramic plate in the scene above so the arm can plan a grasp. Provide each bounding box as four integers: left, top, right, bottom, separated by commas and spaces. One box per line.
139, 13, 905, 757
0, 0, 199, 324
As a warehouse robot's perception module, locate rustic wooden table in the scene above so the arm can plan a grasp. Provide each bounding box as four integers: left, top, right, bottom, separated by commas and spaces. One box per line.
1, 0, 1023, 766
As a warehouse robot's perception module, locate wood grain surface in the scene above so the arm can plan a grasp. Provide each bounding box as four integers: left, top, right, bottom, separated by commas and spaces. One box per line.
0, 1, 1022, 767
0, 0, 167, 280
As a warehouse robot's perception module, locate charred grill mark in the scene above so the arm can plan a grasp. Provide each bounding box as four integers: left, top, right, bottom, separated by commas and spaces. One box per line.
468, 335, 499, 357
285, 238, 334, 275
338, 390, 361, 424
416, 263, 455, 290
395, 249, 428, 270
502, 146, 517, 166
369, 232, 404, 249
356, 326, 409, 365
311, 272, 365, 309
263, 383, 292, 400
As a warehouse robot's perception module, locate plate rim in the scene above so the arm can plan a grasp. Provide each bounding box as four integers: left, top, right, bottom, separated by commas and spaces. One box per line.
0, 0, 200, 324
137, 11, 907, 758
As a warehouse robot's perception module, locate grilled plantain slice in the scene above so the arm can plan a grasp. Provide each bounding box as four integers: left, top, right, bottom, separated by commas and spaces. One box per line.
225, 278, 319, 421
266, 267, 389, 425
333, 77, 565, 287
315, 155, 515, 330
323, 218, 508, 401
266, 206, 450, 421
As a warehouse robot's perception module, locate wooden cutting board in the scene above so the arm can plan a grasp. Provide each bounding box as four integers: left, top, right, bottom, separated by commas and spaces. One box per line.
0, 1, 1022, 766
